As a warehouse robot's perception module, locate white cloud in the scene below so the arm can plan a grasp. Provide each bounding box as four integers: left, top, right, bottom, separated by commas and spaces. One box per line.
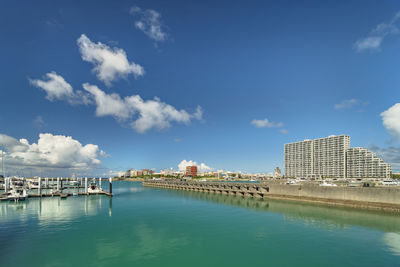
29, 71, 74, 102
83, 83, 202, 133
354, 11, 400, 52
178, 160, 212, 172
29, 71, 90, 105
77, 34, 145, 86
280, 129, 289, 134
31, 71, 202, 133
0, 133, 105, 170
381, 103, 400, 142
334, 98, 367, 110
33, 116, 46, 128
354, 36, 383, 52
251, 118, 283, 128
130, 6, 168, 42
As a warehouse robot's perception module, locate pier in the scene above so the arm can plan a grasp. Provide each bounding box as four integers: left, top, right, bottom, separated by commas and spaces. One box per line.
143, 180, 270, 198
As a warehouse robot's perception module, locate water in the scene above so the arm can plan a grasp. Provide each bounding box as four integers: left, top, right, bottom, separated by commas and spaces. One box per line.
1, 181, 399, 267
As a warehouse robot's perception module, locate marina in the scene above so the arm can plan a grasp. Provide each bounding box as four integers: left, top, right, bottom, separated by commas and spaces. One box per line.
0, 177, 113, 201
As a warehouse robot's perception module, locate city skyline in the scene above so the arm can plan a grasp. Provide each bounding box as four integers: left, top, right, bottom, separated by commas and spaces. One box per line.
1, 0, 400, 176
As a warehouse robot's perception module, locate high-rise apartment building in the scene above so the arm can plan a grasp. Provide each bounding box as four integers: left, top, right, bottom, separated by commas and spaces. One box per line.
346, 148, 392, 178
285, 135, 349, 178
284, 135, 390, 179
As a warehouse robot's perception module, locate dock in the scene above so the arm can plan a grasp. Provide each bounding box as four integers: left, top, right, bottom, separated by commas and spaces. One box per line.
0, 177, 113, 201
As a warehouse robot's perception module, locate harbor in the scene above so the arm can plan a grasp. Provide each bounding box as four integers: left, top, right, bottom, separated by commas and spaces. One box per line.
0, 177, 113, 201
1, 181, 399, 267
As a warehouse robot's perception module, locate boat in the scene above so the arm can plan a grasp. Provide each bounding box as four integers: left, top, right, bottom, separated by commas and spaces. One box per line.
68, 180, 80, 186
381, 180, 398, 186
7, 188, 28, 201
88, 183, 102, 193
27, 179, 39, 189
319, 181, 337, 187
10, 178, 24, 189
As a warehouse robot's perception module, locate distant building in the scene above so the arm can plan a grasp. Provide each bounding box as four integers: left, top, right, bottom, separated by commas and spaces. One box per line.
124, 168, 135, 177
142, 169, 154, 176
274, 167, 282, 178
284, 135, 391, 179
185, 166, 198, 177
161, 169, 174, 176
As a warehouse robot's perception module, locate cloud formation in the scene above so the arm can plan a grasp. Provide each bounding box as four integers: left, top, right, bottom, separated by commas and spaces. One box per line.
83, 83, 202, 133
77, 34, 145, 86
33, 115, 46, 128
30, 71, 91, 105
0, 133, 105, 170
354, 11, 400, 52
381, 103, 400, 143
334, 98, 367, 110
29, 71, 75, 102
31, 72, 202, 133
178, 160, 212, 172
130, 6, 168, 42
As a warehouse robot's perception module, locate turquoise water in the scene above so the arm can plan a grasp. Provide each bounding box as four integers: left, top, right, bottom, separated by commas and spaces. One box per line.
1, 181, 400, 267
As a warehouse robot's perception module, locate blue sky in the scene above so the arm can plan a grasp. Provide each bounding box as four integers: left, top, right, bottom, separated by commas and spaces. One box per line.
1, 0, 400, 176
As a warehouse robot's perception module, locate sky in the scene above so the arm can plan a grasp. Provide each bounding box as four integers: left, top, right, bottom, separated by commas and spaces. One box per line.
1, 0, 400, 176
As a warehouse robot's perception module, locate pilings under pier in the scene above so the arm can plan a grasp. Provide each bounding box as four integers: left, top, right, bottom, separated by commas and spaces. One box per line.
143, 180, 270, 199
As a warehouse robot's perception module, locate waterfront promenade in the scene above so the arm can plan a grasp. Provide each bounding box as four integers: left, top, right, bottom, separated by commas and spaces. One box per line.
143, 180, 400, 213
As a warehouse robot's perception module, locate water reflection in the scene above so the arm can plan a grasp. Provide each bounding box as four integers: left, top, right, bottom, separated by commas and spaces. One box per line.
95, 223, 189, 262
170, 190, 400, 233
0, 195, 112, 224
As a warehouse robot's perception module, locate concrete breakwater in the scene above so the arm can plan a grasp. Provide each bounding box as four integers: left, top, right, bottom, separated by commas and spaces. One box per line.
142, 180, 400, 213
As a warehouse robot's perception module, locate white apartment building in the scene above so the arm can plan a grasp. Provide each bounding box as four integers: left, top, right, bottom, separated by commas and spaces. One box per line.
284, 135, 350, 178
346, 147, 392, 178
285, 135, 392, 179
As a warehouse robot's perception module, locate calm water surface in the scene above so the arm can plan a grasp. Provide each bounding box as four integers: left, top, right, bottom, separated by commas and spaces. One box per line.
1, 181, 399, 267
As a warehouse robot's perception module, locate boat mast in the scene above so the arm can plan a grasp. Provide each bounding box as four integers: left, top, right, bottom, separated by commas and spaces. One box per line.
1, 144, 4, 178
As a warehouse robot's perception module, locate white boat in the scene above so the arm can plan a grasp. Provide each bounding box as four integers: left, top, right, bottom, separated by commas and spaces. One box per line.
319, 181, 337, 187
10, 178, 24, 189
7, 188, 28, 201
69, 180, 80, 186
381, 180, 398, 186
27, 179, 39, 189
88, 183, 102, 193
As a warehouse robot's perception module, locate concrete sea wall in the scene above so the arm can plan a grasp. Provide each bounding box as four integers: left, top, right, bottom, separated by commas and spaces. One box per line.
267, 183, 400, 205
142, 180, 400, 213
